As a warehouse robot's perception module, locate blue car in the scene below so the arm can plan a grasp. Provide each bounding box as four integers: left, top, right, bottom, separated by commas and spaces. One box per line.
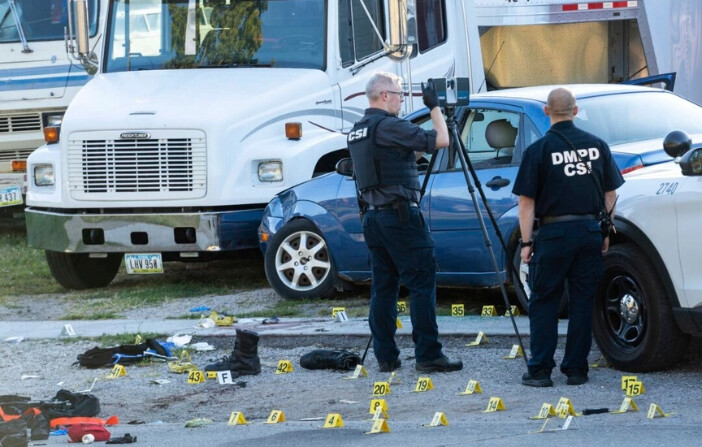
258, 83, 702, 308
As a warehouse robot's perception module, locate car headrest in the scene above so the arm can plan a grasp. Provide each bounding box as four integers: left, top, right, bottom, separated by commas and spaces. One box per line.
485, 119, 518, 149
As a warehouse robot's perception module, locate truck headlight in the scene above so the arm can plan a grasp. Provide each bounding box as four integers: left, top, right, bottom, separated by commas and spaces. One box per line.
33, 164, 55, 186
258, 161, 283, 182
42, 112, 64, 127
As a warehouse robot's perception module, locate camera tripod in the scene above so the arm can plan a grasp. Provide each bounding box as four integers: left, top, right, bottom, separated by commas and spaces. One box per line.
418, 103, 529, 368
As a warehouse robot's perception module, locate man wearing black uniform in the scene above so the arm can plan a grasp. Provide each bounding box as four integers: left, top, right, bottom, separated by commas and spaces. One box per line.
347, 71, 462, 373
513, 87, 624, 387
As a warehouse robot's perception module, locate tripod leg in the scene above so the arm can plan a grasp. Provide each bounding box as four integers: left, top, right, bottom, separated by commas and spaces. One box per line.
448, 117, 529, 367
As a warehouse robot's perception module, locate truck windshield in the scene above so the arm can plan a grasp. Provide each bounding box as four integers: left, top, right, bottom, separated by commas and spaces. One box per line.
105, 0, 325, 72
0, 0, 99, 42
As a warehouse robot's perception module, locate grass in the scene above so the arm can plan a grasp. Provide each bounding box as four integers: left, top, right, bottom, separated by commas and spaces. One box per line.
0, 226, 510, 320
0, 227, 271, 318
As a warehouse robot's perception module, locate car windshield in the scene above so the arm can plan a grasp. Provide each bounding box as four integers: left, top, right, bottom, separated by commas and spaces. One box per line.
0, 0, 99, 42
105, 0, 325, 72
575, 91, 702, 146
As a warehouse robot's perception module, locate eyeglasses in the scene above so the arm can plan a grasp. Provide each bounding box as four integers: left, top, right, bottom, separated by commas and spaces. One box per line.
384, 90, 404, 97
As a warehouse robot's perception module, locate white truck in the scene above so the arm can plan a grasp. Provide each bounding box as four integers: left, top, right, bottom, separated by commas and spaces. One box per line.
0, 0, 106, 214
24, 0, 702, 289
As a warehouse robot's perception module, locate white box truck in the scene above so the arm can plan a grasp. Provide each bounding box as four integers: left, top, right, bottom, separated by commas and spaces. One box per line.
0, 0, 106, 213
24, 0, 702, 288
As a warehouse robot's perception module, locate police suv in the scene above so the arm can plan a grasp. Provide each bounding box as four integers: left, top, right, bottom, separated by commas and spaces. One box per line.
595, 133, 702, 371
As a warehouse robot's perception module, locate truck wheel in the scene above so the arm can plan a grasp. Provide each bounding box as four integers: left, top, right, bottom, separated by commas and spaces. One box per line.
510, 236, 567, 316
264, 219, 338, 300
46, 251, 122, 289
593, 243, 689, 371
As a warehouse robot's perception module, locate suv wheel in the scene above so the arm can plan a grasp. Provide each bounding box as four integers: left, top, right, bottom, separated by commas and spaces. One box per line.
593, 243, 689, 371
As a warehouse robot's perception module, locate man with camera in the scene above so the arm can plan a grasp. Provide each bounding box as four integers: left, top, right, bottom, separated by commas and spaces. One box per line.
347, 71, 462, 373
513, 87, 624, 387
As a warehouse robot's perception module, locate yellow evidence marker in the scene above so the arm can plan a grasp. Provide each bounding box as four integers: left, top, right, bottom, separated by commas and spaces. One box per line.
555, 397, 580, 417
206, 371, 218, 379
484, 397, 506, 413
369, 399, 388, 415
365, 418, 390, 434
397, 301, 407, 313
276, 360, 294, 374
413, 377, 434, 392
106, 364, 126, 379
425, 412, 449, 427
332, 307, 346, 319
396, 318, 403, 328
611, 397, 638, 414
388, 372, 402, 385
647, 404, 675, 419
625, 380, 645, 396
459, 380, 483, 395
323, 413, 344, 428
228, 412, 248, 425
451, 304, 464, 316
373, 381, 391, 396
502, 345, 524, 359
466, 331, 489, 346
621, 375, 637, 390
344, 364, 368, 379
187, 370, 205, 384
265, 410, 286, 424
481, 305, 497, 316
530, 403, 557, 419
504, 305, 520, 316
169, 350, 197, 374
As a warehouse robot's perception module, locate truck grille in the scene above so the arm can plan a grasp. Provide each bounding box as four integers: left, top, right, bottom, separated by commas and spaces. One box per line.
68, 132, 206, 200
0, 113, 42, 133
0, 149, 34, 162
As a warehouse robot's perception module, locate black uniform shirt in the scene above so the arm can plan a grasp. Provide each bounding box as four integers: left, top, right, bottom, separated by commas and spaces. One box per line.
512, 120, 625, 217
360, 108, 437, 206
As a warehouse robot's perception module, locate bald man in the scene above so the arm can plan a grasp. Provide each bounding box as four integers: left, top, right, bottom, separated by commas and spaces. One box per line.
512, 87, 624, 387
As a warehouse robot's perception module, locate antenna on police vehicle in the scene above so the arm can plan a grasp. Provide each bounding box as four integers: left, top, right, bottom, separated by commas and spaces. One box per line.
419, 77, 528, 366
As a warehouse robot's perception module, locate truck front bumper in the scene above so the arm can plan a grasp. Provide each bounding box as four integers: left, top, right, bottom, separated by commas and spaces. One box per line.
25, 207, 264, 253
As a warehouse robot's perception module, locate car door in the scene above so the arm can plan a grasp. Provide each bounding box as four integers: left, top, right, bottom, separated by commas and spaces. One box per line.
427, 103, 533, 284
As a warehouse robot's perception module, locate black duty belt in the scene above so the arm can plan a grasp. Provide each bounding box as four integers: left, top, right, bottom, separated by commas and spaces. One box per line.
368, 202, 419, 211
540, 214, 597, 225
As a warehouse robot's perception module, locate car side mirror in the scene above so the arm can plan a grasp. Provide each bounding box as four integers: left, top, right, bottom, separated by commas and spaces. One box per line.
663, 130, 692, 158
679, 147, 702, 176
335, 157, 354, 177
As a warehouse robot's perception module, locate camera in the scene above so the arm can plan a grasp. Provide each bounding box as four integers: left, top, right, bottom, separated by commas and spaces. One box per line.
429, 77, 470, 108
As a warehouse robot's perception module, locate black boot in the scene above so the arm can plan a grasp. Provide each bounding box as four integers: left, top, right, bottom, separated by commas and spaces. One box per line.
205, 329, 261, 377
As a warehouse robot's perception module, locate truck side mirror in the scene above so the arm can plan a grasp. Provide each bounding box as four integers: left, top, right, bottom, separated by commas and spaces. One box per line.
68, 0, 98, 75
386, 0, 414, 61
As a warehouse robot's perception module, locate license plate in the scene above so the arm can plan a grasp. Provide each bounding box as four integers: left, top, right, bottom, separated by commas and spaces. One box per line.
124, 253, 163, 274
0, 186, 22, 207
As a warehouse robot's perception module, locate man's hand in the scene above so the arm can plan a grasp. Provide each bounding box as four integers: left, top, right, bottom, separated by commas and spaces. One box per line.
422, 80, 440, 110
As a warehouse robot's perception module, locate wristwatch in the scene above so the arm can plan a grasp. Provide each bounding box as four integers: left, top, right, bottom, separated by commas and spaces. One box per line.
519, 238, 533, 248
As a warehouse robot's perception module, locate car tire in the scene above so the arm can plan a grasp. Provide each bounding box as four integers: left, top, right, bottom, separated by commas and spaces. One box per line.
46, 251, 122, 289
510, 236, 567, 316
593, 243, 689, 371
264, 219, 338, 300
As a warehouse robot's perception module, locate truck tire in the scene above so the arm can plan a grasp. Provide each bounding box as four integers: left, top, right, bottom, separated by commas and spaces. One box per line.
593, 243, 689, 371
264, 219, 338, 300
46, 251, 122, 290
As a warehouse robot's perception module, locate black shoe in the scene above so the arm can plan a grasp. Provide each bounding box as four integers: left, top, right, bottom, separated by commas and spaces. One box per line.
378, 359, 401, 372
564, 369, 589, 385
522, 370, 553, 387
204, 355, 236, 372
416, 355, 463, 372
